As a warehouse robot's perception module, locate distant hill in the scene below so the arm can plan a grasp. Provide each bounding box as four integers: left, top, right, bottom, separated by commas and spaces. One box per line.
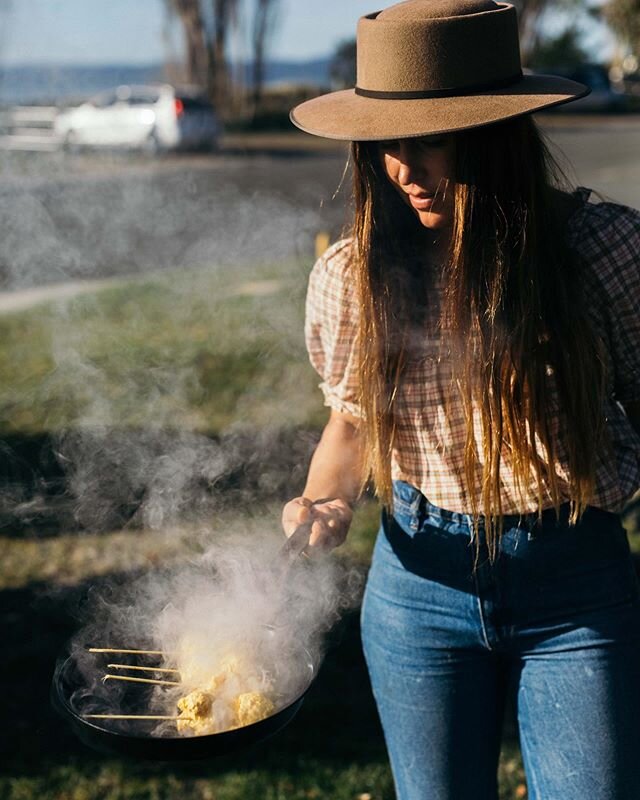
262, 58, 331, 87
0, 60, 332, 106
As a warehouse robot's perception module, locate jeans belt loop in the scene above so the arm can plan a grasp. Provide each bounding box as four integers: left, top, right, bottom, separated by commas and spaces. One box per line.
526, 513, 539, 541
409, 489, 424, 532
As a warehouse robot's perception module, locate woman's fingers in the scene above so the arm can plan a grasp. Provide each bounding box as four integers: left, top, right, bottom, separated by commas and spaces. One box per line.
308, 501, 352, 550
282, 497, 313, 536
309, 518, 335, 550
282, 497, 352, 552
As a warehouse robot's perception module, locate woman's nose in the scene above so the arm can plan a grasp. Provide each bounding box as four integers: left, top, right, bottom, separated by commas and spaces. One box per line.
395, 142, 421, 185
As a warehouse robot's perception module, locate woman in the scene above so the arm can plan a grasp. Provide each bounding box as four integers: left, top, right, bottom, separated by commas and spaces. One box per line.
283, 1, 640, 797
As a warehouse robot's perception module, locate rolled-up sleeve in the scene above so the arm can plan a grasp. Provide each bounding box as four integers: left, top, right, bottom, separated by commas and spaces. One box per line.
304, 239, 362, 417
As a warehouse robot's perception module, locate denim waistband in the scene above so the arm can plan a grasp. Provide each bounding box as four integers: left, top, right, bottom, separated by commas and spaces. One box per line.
391, 479, 575, 535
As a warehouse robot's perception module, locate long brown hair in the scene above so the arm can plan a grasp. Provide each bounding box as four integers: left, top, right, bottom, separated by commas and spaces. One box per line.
351, 115, 607, 559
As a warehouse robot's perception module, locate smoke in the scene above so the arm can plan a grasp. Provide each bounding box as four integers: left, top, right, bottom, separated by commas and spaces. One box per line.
2, 144, 356, 742
62, 524, 363, 736
39, 255, 321, 532
50, 426, 318, 532
0, 164, 337, 532
0, 162, 328, 291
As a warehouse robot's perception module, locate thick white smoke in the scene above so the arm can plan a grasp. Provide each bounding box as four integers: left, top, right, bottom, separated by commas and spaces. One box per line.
3, 143, 356, 742
66, 525, 364, 736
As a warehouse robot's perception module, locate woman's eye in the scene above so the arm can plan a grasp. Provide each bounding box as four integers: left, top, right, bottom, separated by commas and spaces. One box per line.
378, 139, 400, 151
419, 137, 446, 149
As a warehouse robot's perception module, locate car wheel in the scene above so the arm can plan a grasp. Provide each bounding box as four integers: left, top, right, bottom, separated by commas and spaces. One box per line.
62, 130, 79, 154
198, 138, 219, 153
142, 129, 160, 156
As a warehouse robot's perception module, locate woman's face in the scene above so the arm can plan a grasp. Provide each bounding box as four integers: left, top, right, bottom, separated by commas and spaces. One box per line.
378, 134, 456, 232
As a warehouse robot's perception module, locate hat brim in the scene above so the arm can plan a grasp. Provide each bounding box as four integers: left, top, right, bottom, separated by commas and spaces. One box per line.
290, 74, 590, 140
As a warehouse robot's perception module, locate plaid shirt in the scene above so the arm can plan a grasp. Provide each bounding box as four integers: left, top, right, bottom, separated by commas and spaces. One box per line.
305, 187, 640, 515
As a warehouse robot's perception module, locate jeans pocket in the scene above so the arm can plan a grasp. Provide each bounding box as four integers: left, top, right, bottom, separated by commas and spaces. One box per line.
391, 480, 422, 532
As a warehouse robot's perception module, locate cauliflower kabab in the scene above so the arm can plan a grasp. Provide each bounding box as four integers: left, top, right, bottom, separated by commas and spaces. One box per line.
175, 652, 275, 735
176, 689, 217, 735
232, 691, 275, 726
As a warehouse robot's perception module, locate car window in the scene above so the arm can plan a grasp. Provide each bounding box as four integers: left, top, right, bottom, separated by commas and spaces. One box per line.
128, 91, 161, 106
91, 91, 118, 108
176, 95, 213, 111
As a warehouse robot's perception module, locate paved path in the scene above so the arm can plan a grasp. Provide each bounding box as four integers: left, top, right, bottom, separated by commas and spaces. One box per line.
0, 279, 118, 314
0, 273, 285, 314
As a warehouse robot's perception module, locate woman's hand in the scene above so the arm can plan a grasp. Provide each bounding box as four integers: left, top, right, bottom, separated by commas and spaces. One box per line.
282, 408, 362, 553
282, 496, 353, 552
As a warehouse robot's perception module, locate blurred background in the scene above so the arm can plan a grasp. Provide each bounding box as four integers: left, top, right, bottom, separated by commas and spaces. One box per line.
1, 2, 639, 799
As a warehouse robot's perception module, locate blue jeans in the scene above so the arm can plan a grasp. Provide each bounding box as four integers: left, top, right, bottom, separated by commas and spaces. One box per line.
361, 481, 640, 800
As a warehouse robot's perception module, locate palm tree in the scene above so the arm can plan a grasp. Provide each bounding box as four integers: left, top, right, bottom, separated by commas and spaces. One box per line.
251, 0, 279, 117
165, 0, 241, 111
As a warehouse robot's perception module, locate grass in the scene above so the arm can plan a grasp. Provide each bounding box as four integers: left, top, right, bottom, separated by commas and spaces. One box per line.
3, 761, 397, 800
0, 262, 325, 436
0, 752, 529, 800
1, 261, 638, 799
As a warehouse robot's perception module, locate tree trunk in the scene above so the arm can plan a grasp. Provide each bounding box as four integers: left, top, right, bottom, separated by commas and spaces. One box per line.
512, 0, 548, 64
210, 0, 227, 112
169, 0, 210, 88
251, 0, 277, 119
604, 0, 640, 59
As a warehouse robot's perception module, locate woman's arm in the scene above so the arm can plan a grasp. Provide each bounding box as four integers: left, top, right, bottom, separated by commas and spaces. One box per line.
282, 407, 366, 551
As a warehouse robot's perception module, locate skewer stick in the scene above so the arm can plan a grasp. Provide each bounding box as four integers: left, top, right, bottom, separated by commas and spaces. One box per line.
107, 664, 180, 675
103, 674, 181, 687
89, 648, 166, 656
83, 714, 191, 721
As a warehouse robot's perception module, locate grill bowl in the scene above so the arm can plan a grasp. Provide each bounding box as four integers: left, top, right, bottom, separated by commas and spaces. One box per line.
51, 650, 315, 760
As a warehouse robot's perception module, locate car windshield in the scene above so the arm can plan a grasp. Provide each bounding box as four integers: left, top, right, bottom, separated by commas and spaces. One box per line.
90, 91, 117, 108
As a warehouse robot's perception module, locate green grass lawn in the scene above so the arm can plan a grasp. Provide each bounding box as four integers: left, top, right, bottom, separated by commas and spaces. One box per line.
0, 262, 325, 437
1, 262, 637, 799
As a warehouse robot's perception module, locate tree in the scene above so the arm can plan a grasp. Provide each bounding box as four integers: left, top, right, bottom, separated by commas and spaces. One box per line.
502, 0, 587, 63
329, 39, 356, 90
166, 0, 210, 89
165, 0, 241, 111
604, 0, 640, 59
251, 0, 279, 115
528, 26, 589, 69
211, 0, 241, 113
511, 0, 549, 60
166, 0, 279, 116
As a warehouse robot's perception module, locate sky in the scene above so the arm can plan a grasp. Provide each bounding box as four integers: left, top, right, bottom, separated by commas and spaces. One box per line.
0, 0, 614, 66
1, 0, 382, 65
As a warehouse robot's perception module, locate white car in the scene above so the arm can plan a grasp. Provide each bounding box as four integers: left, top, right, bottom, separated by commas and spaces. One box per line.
55, 84, 220, 152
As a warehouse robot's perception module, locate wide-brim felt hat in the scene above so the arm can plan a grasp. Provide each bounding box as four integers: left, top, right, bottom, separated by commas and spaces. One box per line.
290, 0, 590, 141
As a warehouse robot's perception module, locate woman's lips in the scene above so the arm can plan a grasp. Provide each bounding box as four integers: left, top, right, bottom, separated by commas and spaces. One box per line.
408, 193, 435, 211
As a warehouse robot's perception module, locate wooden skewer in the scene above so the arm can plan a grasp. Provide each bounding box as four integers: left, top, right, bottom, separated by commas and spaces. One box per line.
103, 674, 181, 687
89, 648, 166, 656
83, 714, 192, 721
107, 664, 180, 675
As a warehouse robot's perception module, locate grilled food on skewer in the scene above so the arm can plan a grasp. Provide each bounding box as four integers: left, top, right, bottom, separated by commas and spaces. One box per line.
232, 691, 275, 726
175, 653, 275, 735
176, 689, 217, 735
